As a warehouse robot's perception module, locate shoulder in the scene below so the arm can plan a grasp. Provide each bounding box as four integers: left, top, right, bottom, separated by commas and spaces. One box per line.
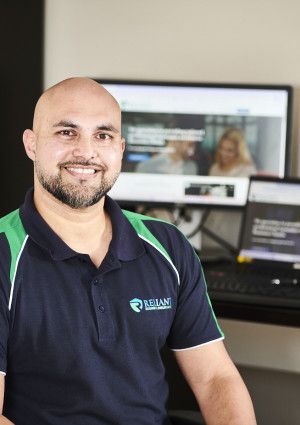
122, 209, 184, 249
0, 209, 28, 283
136, 154, 167, 172
0, 209, 27, 244
122, 210, 199, 280
0, 210, 26, 297
0, 209, 21, 231
209, 163, 221, 175
244, 163, 257, 174
234, 163, 257, 177
183, 160, 198, 174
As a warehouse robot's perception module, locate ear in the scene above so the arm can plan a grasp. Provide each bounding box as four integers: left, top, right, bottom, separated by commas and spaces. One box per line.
121, 137, 126, 153
23, 129, 37, 161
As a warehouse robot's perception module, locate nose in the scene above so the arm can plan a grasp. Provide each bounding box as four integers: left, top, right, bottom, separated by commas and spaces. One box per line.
72, 135, 97, 159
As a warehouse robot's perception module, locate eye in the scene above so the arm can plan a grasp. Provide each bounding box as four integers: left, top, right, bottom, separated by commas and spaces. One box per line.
96, 133, 113, 142
57, 129, 75, 137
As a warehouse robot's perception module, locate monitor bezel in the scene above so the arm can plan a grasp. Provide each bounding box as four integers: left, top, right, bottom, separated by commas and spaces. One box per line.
97, 79, 293, 209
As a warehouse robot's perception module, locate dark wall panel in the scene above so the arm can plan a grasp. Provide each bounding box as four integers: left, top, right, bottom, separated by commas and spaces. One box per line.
1, 0, 43, 215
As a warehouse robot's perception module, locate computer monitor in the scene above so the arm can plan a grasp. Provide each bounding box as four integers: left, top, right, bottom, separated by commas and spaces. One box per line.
99, 80, 292, 207
239, 176, 300, 264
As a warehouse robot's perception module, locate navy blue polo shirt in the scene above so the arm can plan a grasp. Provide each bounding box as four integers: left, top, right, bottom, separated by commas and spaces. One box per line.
0, 189, 223, 425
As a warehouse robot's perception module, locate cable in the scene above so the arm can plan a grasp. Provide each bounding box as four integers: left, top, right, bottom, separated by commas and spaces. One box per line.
185, 208, 238, 257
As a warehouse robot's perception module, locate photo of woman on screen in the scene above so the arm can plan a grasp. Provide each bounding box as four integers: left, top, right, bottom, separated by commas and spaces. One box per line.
209, 128, 257, 177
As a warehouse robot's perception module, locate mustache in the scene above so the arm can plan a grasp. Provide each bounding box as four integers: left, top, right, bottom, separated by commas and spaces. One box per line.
58, 160, 107, 171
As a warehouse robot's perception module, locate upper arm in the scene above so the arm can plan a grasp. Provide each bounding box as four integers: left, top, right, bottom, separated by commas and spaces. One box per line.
174, 340, 240, 390
0, 375, 16, 424
0, 374, 4, 414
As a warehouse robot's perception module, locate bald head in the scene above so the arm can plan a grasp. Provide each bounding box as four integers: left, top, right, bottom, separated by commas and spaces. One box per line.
23, 77, 125, 210
33, 77, 121, 133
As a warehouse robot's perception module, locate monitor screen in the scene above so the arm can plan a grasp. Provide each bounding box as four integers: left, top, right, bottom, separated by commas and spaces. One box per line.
99, 80, 292, 207
239, 178, 300, 264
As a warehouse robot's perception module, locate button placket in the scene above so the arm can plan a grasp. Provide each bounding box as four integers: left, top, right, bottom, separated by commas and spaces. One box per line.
91, 275, 115, 341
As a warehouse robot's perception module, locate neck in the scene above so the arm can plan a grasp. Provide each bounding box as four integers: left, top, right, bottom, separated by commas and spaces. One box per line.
219, 160, 238, 171
33, 184, 111, 265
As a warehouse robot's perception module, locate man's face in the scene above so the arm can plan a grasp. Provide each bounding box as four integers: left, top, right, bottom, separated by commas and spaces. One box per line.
24, 87, 125, 209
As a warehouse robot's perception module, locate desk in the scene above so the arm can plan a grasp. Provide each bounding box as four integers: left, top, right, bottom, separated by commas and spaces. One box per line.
203, 259, 300, 327
211, 299, 300, 327
164, 296, 300, 413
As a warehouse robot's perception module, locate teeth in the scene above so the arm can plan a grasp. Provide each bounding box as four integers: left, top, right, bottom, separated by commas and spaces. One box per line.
67, 167, 96, 174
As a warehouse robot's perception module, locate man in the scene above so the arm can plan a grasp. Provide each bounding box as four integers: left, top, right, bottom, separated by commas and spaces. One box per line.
136, 139, 198, 175
0, 78, 256, 425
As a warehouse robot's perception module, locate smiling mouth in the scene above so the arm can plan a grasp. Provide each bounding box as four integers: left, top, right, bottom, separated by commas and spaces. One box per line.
66, 167, 96, 174
63, 166, 103, 177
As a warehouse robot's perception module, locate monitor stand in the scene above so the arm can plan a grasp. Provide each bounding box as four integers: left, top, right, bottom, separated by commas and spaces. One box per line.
187, 209, 238, 257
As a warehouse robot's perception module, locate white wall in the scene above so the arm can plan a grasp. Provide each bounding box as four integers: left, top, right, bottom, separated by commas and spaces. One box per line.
45, 1, 300, 423
220, 319, 300, 373
44, 0, 300, 175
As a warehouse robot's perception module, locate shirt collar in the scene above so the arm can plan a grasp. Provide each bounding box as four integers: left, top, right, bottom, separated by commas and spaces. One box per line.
19, 188, 145, 262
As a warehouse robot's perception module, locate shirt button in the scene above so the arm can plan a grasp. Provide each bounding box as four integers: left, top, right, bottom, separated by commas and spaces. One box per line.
93, 279, 99, 285
98, 305, 105, 313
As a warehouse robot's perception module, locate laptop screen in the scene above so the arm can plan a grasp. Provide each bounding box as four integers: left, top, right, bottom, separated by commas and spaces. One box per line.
239, 178, 300, 264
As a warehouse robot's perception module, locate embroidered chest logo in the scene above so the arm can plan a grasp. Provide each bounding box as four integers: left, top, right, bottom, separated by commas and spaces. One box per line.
129, 297, 172, 313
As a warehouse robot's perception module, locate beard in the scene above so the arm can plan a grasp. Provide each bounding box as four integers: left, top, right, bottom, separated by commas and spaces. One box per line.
35, 161, 120, 209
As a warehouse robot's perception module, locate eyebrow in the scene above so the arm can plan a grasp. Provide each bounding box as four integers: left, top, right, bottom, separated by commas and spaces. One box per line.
96, 125, 119, 134
53, 121, 119, 133
53, 120, 78, 128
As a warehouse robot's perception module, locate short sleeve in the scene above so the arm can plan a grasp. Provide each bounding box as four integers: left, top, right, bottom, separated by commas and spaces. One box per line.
167, 236, 224, 350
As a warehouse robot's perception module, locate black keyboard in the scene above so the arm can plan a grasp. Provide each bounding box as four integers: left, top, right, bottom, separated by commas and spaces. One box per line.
204, 263, 300, 308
